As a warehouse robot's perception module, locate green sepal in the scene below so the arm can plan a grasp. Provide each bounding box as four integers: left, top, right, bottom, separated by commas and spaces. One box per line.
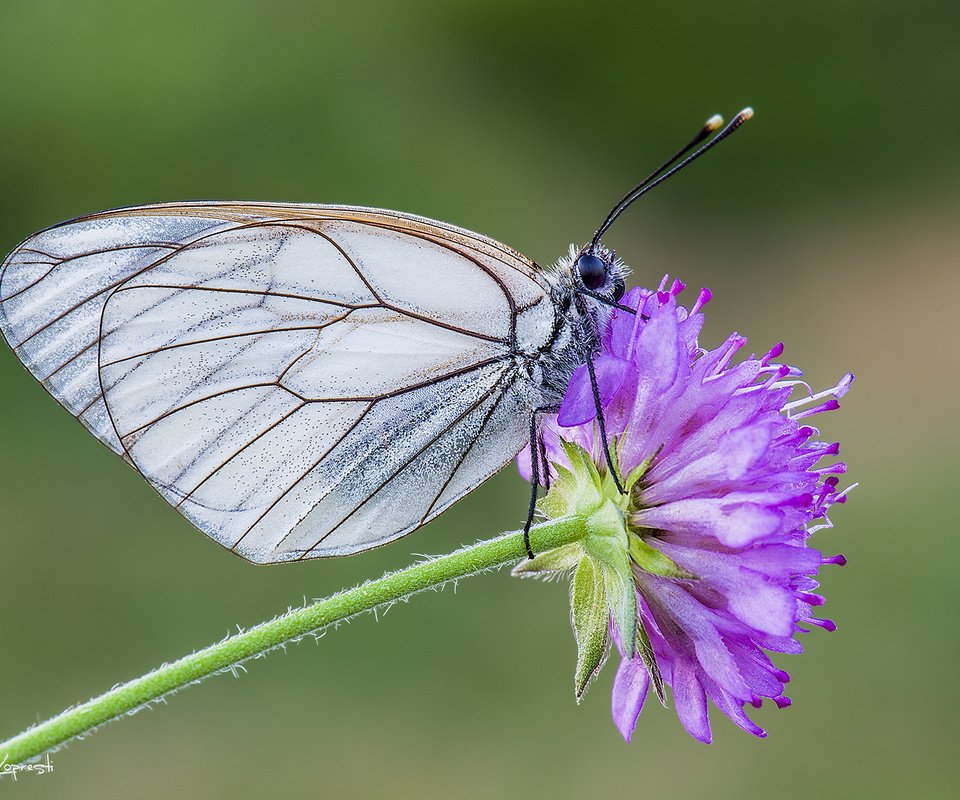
537, 440, 603, 521
560, 438, 603, 493
597, 434, 626, 499
571, 556, 610, 701
583, 499, 636, 657
602, 559, 637, 663
511, 541, 583, 578
624, 444, 663, 494
537, 464, 580, 520
583, 498, 627, 560
629, 534, 696, 580
636, 616, 666, 704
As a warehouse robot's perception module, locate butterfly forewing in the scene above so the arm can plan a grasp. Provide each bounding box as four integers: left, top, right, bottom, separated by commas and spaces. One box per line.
0, 203, 554, 562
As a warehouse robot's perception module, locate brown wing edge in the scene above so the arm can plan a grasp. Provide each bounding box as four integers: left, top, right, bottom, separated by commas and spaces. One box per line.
54, 201, 544, 278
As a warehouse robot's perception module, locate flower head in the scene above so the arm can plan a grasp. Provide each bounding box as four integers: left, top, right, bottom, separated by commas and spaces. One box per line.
515, 278, 853, 743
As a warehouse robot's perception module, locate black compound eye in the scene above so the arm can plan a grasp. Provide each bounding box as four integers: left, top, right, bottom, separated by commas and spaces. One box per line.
576, 253, 606, 290
612, 277, 625, 302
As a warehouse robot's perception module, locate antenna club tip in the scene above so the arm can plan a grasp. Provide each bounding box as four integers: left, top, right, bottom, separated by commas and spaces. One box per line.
738, 107, 755, 121
705, 114, 724, 131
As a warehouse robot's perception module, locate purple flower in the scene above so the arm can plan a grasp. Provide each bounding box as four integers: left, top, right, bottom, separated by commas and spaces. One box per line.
519, 278, 853, 743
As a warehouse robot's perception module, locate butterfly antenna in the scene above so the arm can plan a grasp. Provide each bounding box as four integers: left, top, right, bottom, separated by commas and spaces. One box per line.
590, 108, 753, 249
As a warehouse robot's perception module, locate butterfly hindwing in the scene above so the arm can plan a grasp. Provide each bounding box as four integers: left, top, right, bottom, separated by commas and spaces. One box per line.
0, 203, 554, 561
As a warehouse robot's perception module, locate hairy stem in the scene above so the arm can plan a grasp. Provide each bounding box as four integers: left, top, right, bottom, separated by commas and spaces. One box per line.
0, 517, 585, 766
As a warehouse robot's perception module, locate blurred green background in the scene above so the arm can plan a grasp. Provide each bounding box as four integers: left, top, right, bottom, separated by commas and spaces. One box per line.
1, 1, 956, 797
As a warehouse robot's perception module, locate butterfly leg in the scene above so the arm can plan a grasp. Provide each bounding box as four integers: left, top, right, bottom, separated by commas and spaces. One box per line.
538, 427, 551, 491
523, 405, 559, 559
586, 352, 625, 494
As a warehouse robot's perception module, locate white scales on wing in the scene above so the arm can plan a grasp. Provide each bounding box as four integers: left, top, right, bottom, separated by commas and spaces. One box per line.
0, 204, 557, 562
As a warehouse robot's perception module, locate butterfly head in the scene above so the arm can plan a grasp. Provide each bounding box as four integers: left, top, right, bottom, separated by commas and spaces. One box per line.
573, 245, 627, 304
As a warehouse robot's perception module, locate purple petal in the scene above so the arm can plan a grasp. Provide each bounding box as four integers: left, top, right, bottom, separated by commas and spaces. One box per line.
556, 364, 593, 427
595, 357, 631, 406
727, 574, 796, 637
611, 657, 651, 742
711, 502, 785, 547
557, 356, 630, 427
635, 498, 784, 547
672, 660, 712, 744
653, 542, 800, 637
704, 680, 767, 739
728, 642, 789, 699
605, 287, 647, 355
516, 443, 533, 482
631, 299, 682, 384
736, 544, 824, 577
640, 422, 775, 503
650, 579, 750, 699
720, 423, 774, 479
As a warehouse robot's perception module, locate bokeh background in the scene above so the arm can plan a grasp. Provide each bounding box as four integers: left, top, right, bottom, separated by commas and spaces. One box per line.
1, 1, 956, 797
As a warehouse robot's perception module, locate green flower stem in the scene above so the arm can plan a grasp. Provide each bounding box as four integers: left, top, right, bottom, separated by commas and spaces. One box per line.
0, 517, 586, 766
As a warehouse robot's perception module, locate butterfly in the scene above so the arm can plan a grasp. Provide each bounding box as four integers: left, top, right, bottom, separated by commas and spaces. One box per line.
0, 110, 751, 564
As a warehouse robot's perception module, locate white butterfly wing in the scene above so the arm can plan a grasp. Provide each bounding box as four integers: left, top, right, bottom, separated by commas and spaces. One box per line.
0, 203, 556, 562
